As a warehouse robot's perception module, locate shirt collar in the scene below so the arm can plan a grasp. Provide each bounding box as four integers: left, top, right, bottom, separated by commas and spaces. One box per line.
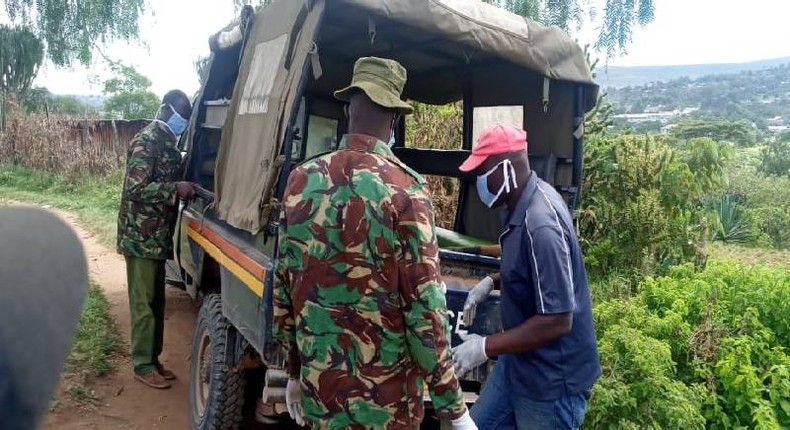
151, 120, 178, 144
339, 134, 393, 158
504, 171, 539, 227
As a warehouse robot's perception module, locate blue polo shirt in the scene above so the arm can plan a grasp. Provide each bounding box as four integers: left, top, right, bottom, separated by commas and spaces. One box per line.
497, 172, 601, 401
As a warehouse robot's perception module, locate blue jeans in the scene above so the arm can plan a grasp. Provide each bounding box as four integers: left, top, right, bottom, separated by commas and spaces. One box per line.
470, 357, 590, 430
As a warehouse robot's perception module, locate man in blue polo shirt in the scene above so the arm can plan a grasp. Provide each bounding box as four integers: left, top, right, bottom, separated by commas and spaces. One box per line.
452, 123, 600, 429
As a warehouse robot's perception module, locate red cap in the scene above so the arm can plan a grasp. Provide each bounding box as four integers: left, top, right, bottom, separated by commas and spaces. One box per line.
459, 123, 528, 172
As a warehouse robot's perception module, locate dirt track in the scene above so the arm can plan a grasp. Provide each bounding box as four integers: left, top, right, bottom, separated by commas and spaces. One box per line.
36, 209, 301, 429
40, 210, 200, 429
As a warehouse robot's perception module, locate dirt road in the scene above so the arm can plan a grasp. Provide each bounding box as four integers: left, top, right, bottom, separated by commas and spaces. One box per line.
38, 210, 291, 430
38, 210, 199, 429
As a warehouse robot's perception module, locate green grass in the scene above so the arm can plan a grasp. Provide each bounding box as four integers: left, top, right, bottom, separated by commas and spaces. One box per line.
67, 281, 122, 377
0, 164, 122, 246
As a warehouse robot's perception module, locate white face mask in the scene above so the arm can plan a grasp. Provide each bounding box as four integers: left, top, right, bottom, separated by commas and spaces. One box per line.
476, 159, 518, 208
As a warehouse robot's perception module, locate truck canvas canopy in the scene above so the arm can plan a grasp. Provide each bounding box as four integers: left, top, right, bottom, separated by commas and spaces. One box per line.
213, 0, 598, 233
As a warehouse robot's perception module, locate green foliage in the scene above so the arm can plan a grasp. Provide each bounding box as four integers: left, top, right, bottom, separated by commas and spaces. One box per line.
726, 158, 790, 249
671, 119, 757, 147
2, 0, 145, 66
482, 0, 655, 57
758, 132, 790, 176
587, 325, 707, 429
67, 282, 121, 376
747, 206, 790, 250
727, 162, 790, 210
589, 261, 790, 429
710, 194, 752, 244
0, 25, 44, 96
102, 61, 159, 119
612, 118, 662, 134
579, 134, 729, 277
404, 102, 462, 229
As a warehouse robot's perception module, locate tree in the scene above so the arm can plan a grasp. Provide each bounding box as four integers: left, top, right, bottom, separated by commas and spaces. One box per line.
102, 61, 159, 119
22, 87, 99, 116
671, 119, 757, 147
483, 0, 655, 56
759, 132, 790, 177
2, 0, 145, 67
0, 25, 44, 97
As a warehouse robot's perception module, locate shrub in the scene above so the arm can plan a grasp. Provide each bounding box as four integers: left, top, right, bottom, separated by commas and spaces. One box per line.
589, 262, 790, 429
726, 162, 790, 249
579, 135, 728, 278
758, 132, 790, 177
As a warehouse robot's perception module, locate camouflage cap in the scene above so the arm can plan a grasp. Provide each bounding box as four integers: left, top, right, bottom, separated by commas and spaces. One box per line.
334, 57, 414, 115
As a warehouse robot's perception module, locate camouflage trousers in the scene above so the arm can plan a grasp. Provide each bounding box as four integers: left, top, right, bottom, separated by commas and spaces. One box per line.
125, 256, 166, 375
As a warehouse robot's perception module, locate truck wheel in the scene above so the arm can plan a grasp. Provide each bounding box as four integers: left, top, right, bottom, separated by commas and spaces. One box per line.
189, 294, 245, 430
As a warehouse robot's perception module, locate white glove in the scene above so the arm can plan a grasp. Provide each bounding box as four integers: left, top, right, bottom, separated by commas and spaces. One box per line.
285, 378, 306, 427
451, 410, 478, 430
463, 276, 495, 326
451, 333, 488, 377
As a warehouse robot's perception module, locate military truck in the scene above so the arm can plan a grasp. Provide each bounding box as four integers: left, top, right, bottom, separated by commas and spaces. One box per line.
169, 1, 598, 428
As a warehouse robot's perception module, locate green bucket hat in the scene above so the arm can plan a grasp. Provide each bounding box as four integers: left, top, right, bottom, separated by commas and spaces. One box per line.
334, 57, 414, 115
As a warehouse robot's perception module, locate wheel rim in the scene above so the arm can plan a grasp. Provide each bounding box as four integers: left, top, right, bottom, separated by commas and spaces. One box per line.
193, 325, 212, 418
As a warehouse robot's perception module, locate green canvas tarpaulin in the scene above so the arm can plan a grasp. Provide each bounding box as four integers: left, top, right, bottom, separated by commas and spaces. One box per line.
214, 0, 597, 234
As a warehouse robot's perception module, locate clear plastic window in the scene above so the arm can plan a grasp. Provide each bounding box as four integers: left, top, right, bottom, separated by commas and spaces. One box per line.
472, 105, 524, 146
304, 115, 339, 159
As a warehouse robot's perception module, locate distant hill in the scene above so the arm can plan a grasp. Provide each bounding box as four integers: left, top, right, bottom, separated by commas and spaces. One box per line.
597, 56, 790, 89
605, 61, 790, 132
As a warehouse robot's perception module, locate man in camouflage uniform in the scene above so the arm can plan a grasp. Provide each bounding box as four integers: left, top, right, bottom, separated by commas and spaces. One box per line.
273, 57, 476, 430
117, 90, 195, 389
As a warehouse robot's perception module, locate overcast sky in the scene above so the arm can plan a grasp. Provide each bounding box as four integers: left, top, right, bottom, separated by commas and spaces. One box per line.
6, 0, 790, 97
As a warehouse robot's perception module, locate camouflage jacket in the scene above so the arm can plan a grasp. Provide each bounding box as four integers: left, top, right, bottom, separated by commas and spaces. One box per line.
273, 134, 467, 429
116, 121, 181, 260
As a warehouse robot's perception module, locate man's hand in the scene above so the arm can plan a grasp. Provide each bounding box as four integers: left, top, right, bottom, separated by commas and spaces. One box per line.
451, 410, 478, 430
463, 276, 495, 326
176, 181, 196, 200
451, 333, 488, 377
285, 378, 306, 427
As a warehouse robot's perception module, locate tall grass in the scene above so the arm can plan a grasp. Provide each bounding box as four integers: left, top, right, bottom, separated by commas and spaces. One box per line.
0, 100, 123, 177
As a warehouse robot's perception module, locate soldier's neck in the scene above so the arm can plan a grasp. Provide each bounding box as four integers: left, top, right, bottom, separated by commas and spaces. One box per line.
348, 122, 390, 144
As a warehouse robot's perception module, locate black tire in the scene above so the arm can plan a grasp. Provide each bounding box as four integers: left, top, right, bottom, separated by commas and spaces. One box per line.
189, 294, 245, 430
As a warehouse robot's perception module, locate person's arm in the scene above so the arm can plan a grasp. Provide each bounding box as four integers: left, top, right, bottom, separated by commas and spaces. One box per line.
123, 138, 179, 204
272, 177, 301, 379
397, 187, 467, 421
485, 314, 572, 356
489, 272, 501, 289
487, 225, 576, 356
